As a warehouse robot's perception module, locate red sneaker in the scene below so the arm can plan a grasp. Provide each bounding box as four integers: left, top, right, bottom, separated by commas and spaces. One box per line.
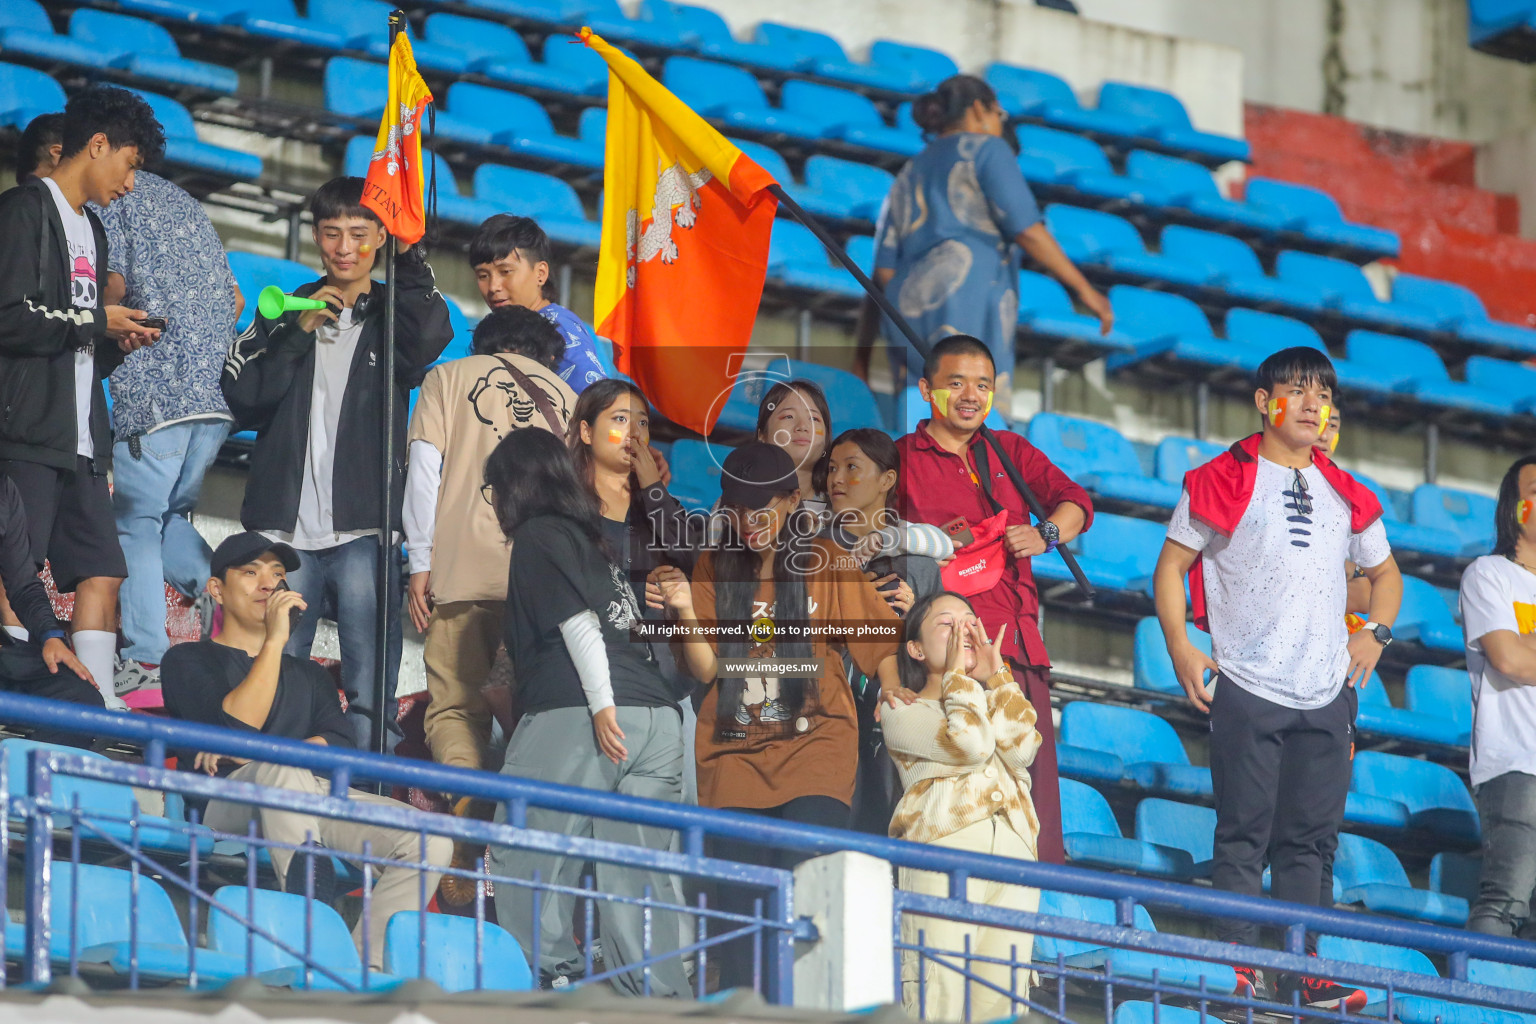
1232, 965, 1270, 1000
1280, 973, 1368, 1012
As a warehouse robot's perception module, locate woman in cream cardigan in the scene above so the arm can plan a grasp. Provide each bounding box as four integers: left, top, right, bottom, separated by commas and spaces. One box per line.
881, 590, 1043, 1021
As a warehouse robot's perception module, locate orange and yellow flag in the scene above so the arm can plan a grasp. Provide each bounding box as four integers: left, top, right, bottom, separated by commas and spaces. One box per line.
581, 28, 779, 436
360, 31, 433, 244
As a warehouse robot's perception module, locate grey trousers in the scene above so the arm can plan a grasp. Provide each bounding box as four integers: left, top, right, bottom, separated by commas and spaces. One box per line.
1469, 770, 1536, 939
490, 705, 691, 998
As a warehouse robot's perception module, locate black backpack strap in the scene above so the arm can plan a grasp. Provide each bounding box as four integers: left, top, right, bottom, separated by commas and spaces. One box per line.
970, 441, 1008, 516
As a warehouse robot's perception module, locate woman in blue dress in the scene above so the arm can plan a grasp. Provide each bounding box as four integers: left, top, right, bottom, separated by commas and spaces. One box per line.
871, 75, 1112, 414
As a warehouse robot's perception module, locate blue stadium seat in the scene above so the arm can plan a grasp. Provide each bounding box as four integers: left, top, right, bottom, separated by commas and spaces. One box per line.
1035, 890, 1238, 994
1222, 307, 1330, 359
236, 0, 351, 52
579, 0, 691, 49
1334, 832, 1469, 926
751, 22, 914, 93
1026, 412, 1181, 508
768, 221, 861, 298
0, 60, 66, 127
1115, 1005, 1220, 1024
1471, 0, 1536, 54
1056, 742, 1126, 784
1060, 778, 1195, 877
1159, 225, 1329, 310
846, 234, 876, 273
440, 293, 477, 360
779, 79, 922, 155
663, 57, 821, 140
665, 438, 722, 511
0, 2, 111, 71
227, 251, 315, 333
209, 886, 402, 991
128, 88, 263, 180
897, 386, 1007, 434
446, 83, 603, 167
1245, 179, 1400, 259
383, 912, 533, 991
1315, 936, 1452, 1022
1411, 483, 1497, 555
1033, 512, 1166, 595
343, 137, 498, 227
1353, 750, 1479, 840
1059, 702, 1212, 798
1430, 851, 1481, 904
1019, 128, 1168, 205
1275, 251, 1442, 332
1405, 665, 1472, 747
1102, 285, 1220, 369
1125, 150, 1288, 232
789, 155, 893, 222
1468, 958, 1536, 1005
310, 0, 466, 72
1096, 82, 1250, 164
1132, 616, 1212, 696
1352, 471, 1467, 561
1, 738, 215, 856
647, 3, 806, 72
985, 64, 1155, 140
1395, 575, 1466, 653
473, 164, 600, 245
1043, 206, 1207, 287
1016, 271, 1136, 358
1153, 435, 1224, 487
776, 359, 883, 432
1339, 331, 1515, 418
326, 59, 492, 145
4, 863, 252, 984
1355, 670, 1466, 747
1466, 355, 1536, 413
869, 40, 959, 93
1134, 798, 1214, 878
423, 16, 604, 96
1394, 273, 1536, 356
69, 10, 237, 92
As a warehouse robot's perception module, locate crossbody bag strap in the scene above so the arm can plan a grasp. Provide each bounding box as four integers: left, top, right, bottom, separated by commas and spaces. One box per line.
492, 355, 565, 435
970, 441, 1008, 516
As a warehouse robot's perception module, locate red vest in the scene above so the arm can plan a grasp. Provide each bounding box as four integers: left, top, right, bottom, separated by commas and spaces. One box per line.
1184, 433, 1382, 631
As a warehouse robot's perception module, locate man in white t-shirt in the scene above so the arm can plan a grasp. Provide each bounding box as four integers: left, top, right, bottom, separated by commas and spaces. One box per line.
1459, 454, 1536, 939
1151, 347, 1403, 1009
0, 87, 165, 708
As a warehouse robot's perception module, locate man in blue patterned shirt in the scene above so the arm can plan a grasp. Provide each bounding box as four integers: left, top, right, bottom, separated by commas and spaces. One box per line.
97, 170, 242, 703
469, 215, 609, 394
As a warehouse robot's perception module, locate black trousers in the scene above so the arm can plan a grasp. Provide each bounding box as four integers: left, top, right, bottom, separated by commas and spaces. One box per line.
1209, 676, 1356, 949
710, 795, 850, 992
0, 641, 105, 748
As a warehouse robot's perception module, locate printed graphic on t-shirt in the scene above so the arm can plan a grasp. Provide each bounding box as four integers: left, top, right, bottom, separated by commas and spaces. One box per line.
70, 253, 97, 309
736, 595, 821, 725
466, 362, 570, 438
1515, 601, 1536, 635
606, 562, 643, 632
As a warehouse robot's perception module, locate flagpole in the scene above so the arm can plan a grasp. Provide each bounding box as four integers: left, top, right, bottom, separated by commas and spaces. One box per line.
373, 7, 404, 759
765, 183, 1095, 600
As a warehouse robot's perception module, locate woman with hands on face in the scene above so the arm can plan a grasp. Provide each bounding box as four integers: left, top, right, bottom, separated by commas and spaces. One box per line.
880, 591, 1043, 1021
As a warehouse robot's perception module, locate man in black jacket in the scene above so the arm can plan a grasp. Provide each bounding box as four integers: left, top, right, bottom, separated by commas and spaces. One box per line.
221, 176, 453, 752
0, 87, 164, 709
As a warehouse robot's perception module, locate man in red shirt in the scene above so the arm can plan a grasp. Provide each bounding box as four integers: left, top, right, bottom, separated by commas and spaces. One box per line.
894, 335, 1093, 863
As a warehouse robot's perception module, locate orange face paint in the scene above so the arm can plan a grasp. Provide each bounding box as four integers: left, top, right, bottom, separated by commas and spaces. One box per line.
608, 428, 625, 445
1519, 499, 1534, 526
358, 242, 372, 257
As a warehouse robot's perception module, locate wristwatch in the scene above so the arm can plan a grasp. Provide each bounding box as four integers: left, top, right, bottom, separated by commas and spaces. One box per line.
1036, 521, 1060, 553
1363, 621, 1393, 647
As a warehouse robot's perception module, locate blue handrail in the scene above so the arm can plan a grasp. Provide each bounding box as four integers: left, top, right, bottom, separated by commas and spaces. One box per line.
2, 689, 1533, 973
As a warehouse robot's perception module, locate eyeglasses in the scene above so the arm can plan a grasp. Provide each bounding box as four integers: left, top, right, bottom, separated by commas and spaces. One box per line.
1284, 468, 1313, 547
480, 482, 495, 506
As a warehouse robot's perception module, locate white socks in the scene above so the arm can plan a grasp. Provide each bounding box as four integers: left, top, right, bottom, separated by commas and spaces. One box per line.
4, 625, 28, 643
71, 630, 128, 711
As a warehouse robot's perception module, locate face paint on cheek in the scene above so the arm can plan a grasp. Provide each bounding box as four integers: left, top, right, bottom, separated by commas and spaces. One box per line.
1519, 499, 1533, 526
1329, 429, 1340, 453
1318, 404, 1332, 438
358, 243, 372, 257
981, 392, 994, 417
930, 388, 950, 416
608, 429, 625, 445
1267, 396, 1288, 427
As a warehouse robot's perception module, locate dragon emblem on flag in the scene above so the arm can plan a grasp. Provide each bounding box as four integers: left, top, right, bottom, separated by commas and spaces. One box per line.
370, 100, 420, 177
624, 161, 712, 286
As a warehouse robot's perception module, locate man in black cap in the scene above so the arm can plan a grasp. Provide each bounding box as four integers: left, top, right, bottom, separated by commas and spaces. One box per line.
0, 472, 104, 746
160, 531, 450, 967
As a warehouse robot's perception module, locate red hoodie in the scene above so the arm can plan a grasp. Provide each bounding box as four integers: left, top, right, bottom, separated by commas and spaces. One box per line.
1184, 433, 1382, 631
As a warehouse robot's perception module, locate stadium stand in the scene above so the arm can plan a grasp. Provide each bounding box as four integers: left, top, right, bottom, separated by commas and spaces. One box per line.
382, 913, 534, 991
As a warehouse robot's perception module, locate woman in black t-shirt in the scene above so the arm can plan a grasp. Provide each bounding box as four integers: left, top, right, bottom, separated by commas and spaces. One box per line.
484, 428, 691, 998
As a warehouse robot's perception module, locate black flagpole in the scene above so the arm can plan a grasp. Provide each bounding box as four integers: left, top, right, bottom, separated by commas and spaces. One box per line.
764, 183, 1095, 599
373, 8, 404, 757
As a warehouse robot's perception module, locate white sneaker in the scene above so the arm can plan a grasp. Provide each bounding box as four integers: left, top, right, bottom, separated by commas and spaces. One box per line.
112, 657, 161, 709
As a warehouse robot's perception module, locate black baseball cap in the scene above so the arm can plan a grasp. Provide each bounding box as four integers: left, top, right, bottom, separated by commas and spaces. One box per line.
209, 531, 301, 579
720, 442, 800, 510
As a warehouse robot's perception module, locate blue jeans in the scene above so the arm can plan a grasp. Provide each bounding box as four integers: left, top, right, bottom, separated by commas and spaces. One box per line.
112, 419, 231, 664
282, 536, 402, 752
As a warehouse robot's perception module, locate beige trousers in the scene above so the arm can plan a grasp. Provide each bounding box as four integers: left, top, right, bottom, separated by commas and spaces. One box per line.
202, 761, 452, 967
422, 599, 503, 771
900, 815, 1039, 1021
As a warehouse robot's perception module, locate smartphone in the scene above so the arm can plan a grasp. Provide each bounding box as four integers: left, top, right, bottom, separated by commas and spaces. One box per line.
941, 515, 975, 549
133, 316, 168, 330
273, 579, 303, 630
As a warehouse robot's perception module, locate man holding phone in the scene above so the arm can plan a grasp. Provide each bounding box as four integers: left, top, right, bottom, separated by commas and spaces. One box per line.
894, 334, 1093, 864
0, 86, 166, 708
98, 169, 243, 705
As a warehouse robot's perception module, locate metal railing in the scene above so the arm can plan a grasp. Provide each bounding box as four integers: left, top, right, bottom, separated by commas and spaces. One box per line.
1, 690, 1535, 1022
